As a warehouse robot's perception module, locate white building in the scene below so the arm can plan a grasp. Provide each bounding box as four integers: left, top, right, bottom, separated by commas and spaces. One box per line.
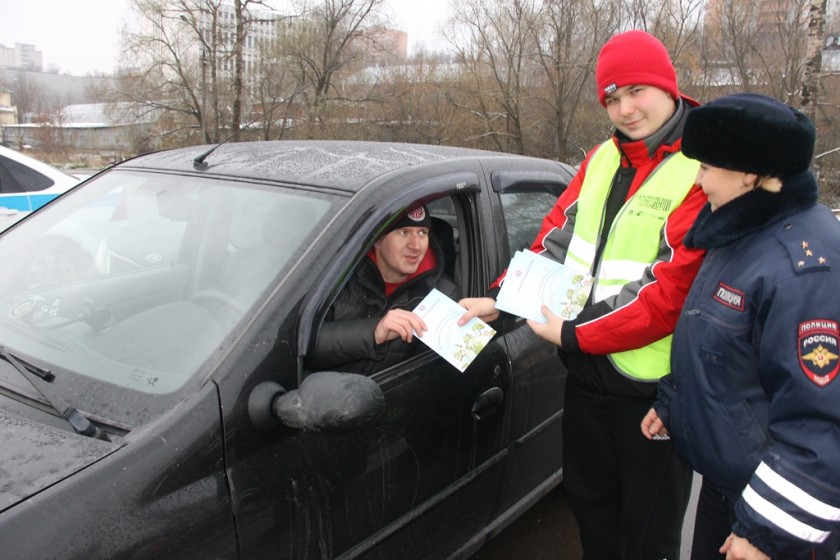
0, 43, 43, 72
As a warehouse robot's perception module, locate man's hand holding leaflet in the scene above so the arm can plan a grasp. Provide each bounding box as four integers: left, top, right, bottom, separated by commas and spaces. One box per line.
412, 289, 496, 372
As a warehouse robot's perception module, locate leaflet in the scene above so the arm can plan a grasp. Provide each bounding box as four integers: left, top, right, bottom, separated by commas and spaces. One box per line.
412, 289, 496, 373
495, 250, 593, 323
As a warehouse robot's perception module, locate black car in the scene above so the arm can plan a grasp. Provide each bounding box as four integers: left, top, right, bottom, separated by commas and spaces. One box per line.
0, 140, 575, 559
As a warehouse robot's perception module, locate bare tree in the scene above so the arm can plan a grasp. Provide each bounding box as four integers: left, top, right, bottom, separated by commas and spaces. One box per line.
703, 0, 762, 90
118, 0, 282, 145
801, 0, 828, 118
363, 51, 466, 145
2, 72, 42, 124
529, 0, 620, 161
702, 0, 814, 102
275, 0, 385, 137
118, 0, 216, 144
230, 0, 276, 133
448, 0, 542, 155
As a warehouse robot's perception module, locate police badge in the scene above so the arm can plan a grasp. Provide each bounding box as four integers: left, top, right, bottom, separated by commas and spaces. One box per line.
798, 319, 840, 386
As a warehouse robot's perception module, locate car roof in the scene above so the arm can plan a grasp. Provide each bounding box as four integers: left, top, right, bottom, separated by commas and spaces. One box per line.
118, 140, 548, 193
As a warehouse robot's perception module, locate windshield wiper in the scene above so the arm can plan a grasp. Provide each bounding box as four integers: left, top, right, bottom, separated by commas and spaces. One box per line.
0, 346, 110, 441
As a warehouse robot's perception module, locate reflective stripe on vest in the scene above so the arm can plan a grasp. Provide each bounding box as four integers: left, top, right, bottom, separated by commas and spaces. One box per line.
568, 140, 699, 380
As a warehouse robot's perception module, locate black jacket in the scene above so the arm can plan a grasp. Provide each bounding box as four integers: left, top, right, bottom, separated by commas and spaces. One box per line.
307, 237, 460, 375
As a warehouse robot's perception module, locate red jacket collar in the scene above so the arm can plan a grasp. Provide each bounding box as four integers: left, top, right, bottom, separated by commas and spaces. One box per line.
367, 248, 438, 297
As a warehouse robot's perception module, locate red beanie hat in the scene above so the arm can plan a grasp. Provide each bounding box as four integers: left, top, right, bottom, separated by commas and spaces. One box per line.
596, 30, 680, 107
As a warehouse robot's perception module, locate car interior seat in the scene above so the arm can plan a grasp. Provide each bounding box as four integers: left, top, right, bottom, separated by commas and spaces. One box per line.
197, 198, 317, 320
430, 216, 457, 282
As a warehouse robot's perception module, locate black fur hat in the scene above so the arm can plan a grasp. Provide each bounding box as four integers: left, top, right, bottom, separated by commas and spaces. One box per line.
682, 93, 815, 178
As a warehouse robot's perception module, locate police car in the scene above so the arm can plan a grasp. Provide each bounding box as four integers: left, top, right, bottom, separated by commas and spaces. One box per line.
0, 145, 82, 230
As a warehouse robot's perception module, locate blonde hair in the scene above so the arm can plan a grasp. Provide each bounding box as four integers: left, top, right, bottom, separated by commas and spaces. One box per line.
756, 176, 783, 193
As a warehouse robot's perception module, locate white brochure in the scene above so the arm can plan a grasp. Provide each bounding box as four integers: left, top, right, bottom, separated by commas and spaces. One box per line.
412, 289, 497, 373
495, 250, 593, 323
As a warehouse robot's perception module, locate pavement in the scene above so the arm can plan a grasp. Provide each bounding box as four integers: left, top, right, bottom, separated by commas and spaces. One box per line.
469, 473, 702, 560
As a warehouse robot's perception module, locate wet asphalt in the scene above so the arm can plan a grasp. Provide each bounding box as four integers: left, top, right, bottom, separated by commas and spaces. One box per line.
469, 474, 703, 560
468, 483, 582, 560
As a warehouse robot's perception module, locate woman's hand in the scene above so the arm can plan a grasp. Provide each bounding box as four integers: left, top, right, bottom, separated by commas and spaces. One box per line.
641, 407, 670, 440
720, 533, 770, 560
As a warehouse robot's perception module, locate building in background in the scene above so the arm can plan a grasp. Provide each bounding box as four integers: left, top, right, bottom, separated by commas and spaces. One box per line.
0, 88, 17, 128
0, 43, 43, 72
194, 2, 289, 86
824, 33, 840, 72
2, 102, 164, 164
362, 27, 408, 65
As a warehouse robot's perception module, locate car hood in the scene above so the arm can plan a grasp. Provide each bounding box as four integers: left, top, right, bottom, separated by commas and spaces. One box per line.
0, 406, 119, 511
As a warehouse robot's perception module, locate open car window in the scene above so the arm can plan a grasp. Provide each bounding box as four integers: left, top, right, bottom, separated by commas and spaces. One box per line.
305, 194, 474, 377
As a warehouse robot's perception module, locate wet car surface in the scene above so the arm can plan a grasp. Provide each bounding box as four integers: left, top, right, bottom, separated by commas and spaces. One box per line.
0, 140, 578, 559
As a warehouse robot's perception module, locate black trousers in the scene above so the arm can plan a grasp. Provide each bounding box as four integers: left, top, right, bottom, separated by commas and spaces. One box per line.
690, 478, 734, 560
691, 478, 839, 560
563, 377, 693, 560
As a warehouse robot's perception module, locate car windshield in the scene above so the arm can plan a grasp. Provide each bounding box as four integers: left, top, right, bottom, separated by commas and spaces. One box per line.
0, 170, 334, 427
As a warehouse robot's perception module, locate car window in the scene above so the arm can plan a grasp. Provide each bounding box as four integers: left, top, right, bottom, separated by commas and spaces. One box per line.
0, 170, 337, 425
305, 194, 469, 376
0, 154, 54, 193
499, 189, 559, 253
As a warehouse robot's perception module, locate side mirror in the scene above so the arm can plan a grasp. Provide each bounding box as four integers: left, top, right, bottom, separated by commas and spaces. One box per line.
248, 371, 385, 432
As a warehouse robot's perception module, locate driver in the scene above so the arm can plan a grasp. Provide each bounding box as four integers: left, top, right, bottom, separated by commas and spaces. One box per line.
305, 203, 460, 375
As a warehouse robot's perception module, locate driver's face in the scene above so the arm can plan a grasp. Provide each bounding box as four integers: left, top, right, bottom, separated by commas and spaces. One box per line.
374, 227, 430, 283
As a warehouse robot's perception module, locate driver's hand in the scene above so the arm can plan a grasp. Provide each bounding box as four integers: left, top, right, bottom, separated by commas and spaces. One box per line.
374, 309, 427, 345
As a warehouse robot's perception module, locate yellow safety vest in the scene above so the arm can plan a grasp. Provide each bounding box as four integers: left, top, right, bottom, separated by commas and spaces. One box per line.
566, 140, 699, 380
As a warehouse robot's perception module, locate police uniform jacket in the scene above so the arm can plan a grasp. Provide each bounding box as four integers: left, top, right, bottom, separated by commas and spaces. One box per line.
306, 236, 459, 375
655, 172, 840, 556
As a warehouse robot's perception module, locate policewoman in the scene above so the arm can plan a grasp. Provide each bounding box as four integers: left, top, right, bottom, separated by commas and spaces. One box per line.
642, 94, 840, 559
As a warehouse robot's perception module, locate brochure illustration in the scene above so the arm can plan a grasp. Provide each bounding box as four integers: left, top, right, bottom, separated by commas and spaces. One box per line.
412, 289, 497, 372
495, 250, 593, 323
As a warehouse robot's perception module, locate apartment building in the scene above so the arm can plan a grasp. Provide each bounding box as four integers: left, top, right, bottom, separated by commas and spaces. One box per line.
0, 43, 43, 72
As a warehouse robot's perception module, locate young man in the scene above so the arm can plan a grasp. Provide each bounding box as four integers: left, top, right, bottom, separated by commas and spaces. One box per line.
306, 203, 459, 375
459, 30, 707, 558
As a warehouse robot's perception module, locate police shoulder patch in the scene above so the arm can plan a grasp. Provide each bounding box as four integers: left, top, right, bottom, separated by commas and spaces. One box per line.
776, 224, 831, 274
798, 319, 840, 387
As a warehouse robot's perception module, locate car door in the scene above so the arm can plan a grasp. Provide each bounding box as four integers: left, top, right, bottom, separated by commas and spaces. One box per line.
220, 171, 512, 559
478, 162, 577, 521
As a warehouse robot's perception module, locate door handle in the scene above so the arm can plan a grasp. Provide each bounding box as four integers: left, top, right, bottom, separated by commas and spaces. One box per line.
471, 386, 504, 420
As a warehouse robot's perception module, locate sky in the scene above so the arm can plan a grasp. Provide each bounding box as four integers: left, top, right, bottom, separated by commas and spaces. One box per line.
0, 0, 452, 77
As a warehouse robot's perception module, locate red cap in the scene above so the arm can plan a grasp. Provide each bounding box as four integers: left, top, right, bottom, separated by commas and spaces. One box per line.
596, 30, 682, 107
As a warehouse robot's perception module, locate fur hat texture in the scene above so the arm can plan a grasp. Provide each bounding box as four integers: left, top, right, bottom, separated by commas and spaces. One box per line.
682, 93, 816, 178
596, 30, 685, 107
